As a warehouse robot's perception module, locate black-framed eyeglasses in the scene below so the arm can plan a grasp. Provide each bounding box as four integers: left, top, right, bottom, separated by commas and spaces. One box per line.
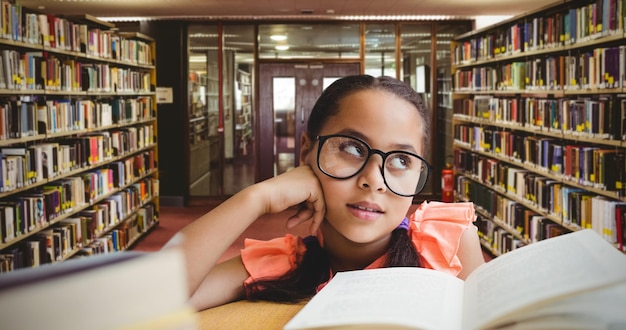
316, 134, 431, 197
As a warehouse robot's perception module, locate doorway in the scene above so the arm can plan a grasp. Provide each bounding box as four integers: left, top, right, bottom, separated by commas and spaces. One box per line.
258, 62, 360, 181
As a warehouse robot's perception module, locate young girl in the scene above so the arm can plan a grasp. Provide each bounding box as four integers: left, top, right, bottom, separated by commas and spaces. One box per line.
164, 75, 485, 311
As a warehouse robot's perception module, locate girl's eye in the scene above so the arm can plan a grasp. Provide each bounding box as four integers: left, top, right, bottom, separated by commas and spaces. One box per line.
387, 154, 412, 170
340, 141, 366, 158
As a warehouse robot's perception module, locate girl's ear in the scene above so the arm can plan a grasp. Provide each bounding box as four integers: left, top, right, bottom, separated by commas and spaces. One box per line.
299, 133, 314, 164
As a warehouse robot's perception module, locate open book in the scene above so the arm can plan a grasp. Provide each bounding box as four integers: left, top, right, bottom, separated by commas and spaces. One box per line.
284, 229, 626, 330
0, 248, 198, 330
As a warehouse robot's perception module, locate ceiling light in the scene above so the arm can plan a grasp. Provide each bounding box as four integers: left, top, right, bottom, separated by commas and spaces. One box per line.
339, 15, 454, 20
275, 45, 290, 51
270, 35, 287, 41
189, 55, 207, 63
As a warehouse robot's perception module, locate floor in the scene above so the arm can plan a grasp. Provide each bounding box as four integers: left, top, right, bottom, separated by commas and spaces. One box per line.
223, 157, 256, 196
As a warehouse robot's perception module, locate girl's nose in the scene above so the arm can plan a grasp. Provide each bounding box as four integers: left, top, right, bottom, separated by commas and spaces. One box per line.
356, 154, 387, 193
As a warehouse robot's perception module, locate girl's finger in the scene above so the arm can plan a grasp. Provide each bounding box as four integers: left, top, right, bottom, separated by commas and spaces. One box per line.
286, 205, 314, 228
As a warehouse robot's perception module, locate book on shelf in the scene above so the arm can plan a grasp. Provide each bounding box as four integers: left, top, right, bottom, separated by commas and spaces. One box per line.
284, 229, 626, 330
0, 248, 198, 330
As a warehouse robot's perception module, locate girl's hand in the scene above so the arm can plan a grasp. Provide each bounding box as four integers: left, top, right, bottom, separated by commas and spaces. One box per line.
259, 165, 326, 235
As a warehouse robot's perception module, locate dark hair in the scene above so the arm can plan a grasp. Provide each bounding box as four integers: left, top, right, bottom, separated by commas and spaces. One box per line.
307, 74, 430, 154
246, 75, 426, 303
246, 228, 420, 303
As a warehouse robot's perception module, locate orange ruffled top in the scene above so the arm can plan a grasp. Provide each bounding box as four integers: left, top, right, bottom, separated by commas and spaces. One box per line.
241, 201, 476, 290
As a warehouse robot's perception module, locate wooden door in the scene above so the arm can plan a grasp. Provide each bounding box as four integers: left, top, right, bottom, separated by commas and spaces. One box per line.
258, 62, 360, 181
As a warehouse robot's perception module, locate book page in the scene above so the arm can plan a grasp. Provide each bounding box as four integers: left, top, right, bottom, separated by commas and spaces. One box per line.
284, 267, 464, 330
462, 229, 626, 330
488, 280, 626, 330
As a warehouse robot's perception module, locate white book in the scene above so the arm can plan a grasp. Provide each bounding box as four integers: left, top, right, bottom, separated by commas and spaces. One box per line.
5, 155, 18, 190
0, 248, 197, 330
38, 143, 59, 179
285, 230, 626, 330
0, 204, 15, 242
37, 14, 50, 47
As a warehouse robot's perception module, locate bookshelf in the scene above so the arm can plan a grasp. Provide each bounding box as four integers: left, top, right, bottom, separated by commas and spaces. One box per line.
0, 6, 159, 272
451, 0, 626, 256
236, 68, 252, 157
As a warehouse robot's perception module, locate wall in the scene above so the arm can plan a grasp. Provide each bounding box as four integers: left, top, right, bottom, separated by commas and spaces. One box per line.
139, 21, 189, 205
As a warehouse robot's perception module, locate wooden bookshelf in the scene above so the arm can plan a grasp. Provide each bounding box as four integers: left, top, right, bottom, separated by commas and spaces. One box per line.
0, 2, 159, 272
451, 0, 626, 256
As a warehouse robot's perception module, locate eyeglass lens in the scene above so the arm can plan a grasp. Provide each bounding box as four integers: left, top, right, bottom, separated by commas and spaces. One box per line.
318, 135, 429, 196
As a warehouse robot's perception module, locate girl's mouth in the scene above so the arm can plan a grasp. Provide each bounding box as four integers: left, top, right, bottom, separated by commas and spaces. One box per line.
349, 204, 383, 213
347, 203, 384, 220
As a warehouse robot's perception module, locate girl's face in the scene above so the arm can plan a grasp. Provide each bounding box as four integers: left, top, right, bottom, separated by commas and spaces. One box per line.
301, 89, 426, 245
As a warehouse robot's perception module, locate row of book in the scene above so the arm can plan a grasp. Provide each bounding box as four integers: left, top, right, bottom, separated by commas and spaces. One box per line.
0, 124, 154, 191
454, 0, 626, 63
41, 16, 152, 64
0, 96, 154, 140
0, 157, 157, 244
455, 125, 625, 191
0, 49, 153, 92
0, 132, 155, 193
459, 175, 625, 253
454, 46, 626, 92
475, 214, 569, 255
0, 201, 157, 273
1, 1, 152, 65
455, 151, 625, 241
0, 175, 157, 247
454, 95, 626, 141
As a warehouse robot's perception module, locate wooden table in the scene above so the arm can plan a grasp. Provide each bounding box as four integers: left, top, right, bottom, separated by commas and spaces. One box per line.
195, 300, 306, 330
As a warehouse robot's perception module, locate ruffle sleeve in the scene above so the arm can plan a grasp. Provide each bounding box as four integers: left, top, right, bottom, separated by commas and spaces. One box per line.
240, 234, 307, 286
409, 201, 476, 276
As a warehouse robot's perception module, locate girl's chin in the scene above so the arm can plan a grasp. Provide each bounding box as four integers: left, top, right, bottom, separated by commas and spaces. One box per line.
321, 216, 391, 243
337, 227, 389, 245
